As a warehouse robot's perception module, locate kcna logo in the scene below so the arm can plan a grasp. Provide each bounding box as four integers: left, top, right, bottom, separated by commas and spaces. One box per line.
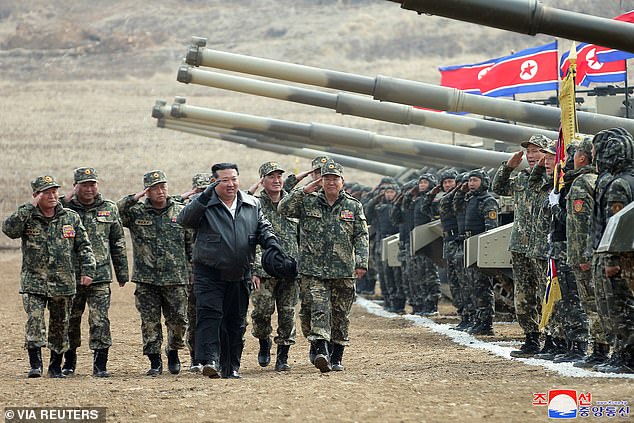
532, 390, 630, 419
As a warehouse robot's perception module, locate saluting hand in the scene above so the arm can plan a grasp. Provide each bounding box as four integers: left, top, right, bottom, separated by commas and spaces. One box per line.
133, 187, 149, 201
80, 276, 93, 286
507, 151, 524, 169
355, 268, 367, 279
302, 177, 322, 194
537, 156, 546, 167
31, 192, 43, 207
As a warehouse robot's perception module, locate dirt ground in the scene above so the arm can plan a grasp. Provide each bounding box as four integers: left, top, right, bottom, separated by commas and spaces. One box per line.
0, 249, 631, 423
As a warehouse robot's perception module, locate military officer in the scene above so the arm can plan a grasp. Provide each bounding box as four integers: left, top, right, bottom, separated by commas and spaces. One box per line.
3, 175, 95, 378
249, 161, 299, 371
279, 159, 369, 373
118, 170, 192, 376
59, 167, 129, 377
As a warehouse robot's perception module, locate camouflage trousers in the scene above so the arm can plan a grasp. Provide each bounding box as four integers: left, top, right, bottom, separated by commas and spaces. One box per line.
380, 260, 405, 310
465, 267, 494, 322
250, 276, 298, 345
409, 254, 441, 311
186, 282, 196, 358
595, 253, 634, 355
592, 254, 615, 347
444, 240, 467, 315
511, 252, 542, 335
571, 267, 607, 344
305, 276, 356, 346
22, 293, 72, 354
134, 283, 187, 355
297, 276, 312, 339
68, 283, 112, 351
552, 251, 589, 343
397, 245, 412, 301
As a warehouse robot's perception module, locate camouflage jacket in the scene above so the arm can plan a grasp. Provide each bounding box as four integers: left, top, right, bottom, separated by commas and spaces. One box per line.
252, 190, 299, 278
598, 169, 634, 267
61, 194, 129, 284
278, 188, 369, 278
118, 195, 192, 286
565, 166, 597, 266
492, 163, 533, 252
2, 203, 96, 296
527, 164, 551, 259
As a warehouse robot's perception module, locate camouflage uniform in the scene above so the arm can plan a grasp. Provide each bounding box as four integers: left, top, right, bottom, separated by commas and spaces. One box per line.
463, 173, 499, 330
439, 188, 466, 317
118, 171, 192, 356
566, 165, 606, 345
60, 169, 128, 352
2, 176, 96, 355
593, 132, 634, 369
278, 162, 369, 348
492, 160, 542, 336
365, 189, 404, 311
453, 186, 475, 322
413, 187, 442, 313
251, 168, 299, 346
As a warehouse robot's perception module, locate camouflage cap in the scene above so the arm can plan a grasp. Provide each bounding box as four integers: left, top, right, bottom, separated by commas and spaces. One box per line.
192, 172, 212, 189
311, 155, 330, 170
540, 140, 557, 155
258, 161, 286, 177
321, 159, 344, 177
573, 136, 594, 159
521, 134, 551, 149
31, 175, 61, 193
74, 167, 99, 184
143, 170, 168, 188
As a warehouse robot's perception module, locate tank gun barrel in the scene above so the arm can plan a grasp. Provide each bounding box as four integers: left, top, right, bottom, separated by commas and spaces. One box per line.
184, 41, 634, 135
177, 65, 559, 144
157, 119, 409, 176
157, 115, 458, 169
154, 98, 512, 169
387, 0, 634, 54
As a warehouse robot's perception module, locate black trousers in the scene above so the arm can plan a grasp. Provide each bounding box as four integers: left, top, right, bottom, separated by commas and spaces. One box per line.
193, 264, 250, 374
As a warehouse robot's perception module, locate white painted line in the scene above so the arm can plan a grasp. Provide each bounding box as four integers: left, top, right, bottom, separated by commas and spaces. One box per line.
356, 297, 634, 379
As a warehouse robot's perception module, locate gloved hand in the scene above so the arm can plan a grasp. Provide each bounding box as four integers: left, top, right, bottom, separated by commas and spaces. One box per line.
197, 180, 220, 204
548, 190, 560, 207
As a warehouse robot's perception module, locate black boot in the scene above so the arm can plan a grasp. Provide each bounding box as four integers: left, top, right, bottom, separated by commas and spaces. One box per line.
331, 344, 345, 371
61, 348, 76, 376
275, 345, 291, 372
47, 351, 65, 378
146, 353, 162, 376
189, 351, 202, 373
166, 348, 181, 375
553, 341, 588, 363
534, 337, 567, 360
510, 332, 541, 358
469, 317, 494, 336
93, 348, 111, 378
27, 348, 42, 378
258, 338, 272, 367
595, 351, 633, 374
313, 340, 331, 373
452, 315, 471, 331
308, 342, 317, 365
574, 343, 610, 368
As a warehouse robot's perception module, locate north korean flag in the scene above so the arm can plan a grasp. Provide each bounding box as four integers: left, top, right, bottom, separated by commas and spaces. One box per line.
596, 11, 634, 63
478, 41, 559, 97
438, 59, 497, 95
560, 43, 626, 87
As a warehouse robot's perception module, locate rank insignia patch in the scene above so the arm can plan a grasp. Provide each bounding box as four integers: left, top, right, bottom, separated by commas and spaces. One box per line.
573, 199, 584, 213
97, 210, 111, 217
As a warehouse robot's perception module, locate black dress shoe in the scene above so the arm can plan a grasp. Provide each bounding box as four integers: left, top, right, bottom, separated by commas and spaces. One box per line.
202, 361, 220, 378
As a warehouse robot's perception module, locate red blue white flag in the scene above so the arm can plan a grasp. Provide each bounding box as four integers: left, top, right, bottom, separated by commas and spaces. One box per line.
478, 41, 559, 97
560, 43, 626, 87
438, 59, 497, 95
596, 11, 634, 63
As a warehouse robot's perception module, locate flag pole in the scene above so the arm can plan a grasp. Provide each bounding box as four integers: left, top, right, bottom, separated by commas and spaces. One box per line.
625, 60, 630, 118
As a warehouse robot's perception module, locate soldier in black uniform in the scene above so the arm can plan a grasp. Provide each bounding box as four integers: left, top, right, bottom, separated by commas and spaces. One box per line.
462, 169, 499, 335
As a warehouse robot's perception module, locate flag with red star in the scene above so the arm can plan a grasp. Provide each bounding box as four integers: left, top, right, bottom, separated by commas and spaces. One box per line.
478, 41, 559, 97
560, 43, 626, 87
